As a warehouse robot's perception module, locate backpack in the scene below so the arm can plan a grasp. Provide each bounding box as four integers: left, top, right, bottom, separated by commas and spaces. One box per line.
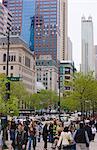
74, 129, 86, 143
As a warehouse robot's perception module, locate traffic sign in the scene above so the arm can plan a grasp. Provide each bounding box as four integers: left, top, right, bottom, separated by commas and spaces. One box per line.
7, 77, 20, 81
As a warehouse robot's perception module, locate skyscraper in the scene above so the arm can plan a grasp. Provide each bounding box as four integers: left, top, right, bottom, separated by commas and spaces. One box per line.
60, 0, 68, 61
2, 0, 35, 46
3, 0, 23, 35
21, 0, 35, 44
94, 45, 97, 79
0, 2, 12, 35
81, 16, 95, 74
67, 37, 72, 61
34, 0, 60, 61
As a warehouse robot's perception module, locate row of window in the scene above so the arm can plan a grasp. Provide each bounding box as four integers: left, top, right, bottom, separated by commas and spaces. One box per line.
36, 1, 57, 4
3, 65, 13, 70
3, 54, 16, 62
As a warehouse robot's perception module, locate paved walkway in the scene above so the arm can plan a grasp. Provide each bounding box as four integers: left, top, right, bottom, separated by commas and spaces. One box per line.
89, 133, 97, 150
4, 133, 97, 150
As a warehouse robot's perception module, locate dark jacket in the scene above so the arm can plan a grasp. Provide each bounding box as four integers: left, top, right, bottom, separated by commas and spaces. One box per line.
43, 125, 48, 141
84, 125, 93, 141
74, 128, 87, 143
12, 130, 28, 149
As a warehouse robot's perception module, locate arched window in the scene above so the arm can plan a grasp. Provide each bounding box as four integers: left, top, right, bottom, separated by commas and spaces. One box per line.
3, 54, 6, 62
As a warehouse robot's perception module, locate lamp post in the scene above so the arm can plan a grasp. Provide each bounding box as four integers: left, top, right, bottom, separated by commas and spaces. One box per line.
6, 31, 10, 76
58, 75, 60, 120
58, 66, 61, 121
2, 30, 10, 149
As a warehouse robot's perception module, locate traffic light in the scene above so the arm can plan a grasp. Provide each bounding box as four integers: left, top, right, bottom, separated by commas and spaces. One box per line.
5, 82, 10, 100
5, 82, 10, 91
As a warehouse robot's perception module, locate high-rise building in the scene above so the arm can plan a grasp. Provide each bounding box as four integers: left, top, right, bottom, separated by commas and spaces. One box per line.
60, 0, 68, 61
29, 16, 35, 51
34, 0, 60, 61
21, 0, 35, 44
95, 45, 97, 79
67, 37, 72, 61
0, 2, 12, 35
2, 0, 35, 46
3, 0, 23, 35
81, 16, 95, 74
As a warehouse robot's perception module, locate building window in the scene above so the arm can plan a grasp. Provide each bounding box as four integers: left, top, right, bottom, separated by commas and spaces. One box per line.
25, 56, 30, 68
3, 66, 6, 70
3, 54, 6, 62
11, 56, 13, 61
11, 66, 13, 70
19, 56, 21, 63
14, 56, 16, 61
10, 73, 13, 77
65, 76, 70, 80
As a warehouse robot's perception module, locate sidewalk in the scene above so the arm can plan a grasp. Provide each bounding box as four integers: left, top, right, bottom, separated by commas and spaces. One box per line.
4, 133, 97, 150
89, 133, 97, 150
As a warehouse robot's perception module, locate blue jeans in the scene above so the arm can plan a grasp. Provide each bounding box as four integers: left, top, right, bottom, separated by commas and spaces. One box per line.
28, 136, 36, 150
10, 129, 15, 141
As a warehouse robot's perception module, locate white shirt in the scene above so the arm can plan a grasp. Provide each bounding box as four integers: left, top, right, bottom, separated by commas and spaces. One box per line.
57, 131, 73, 147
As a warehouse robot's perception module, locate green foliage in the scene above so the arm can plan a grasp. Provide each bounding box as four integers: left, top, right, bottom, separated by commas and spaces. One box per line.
11, 81, 30, 109
0, 74, 19, 116
62, 72, 97, 112
0, 74, 32, 116
31, 90, 58, 109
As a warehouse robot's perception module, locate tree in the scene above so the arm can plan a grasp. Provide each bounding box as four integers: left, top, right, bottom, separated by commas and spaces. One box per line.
61, 72, 97, 113
31, 90, 59, 109
11, 81, 32, 109
0, 74, 19, 116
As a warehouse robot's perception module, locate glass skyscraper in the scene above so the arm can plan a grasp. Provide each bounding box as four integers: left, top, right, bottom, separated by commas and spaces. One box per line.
21, 0, 35, 44
2, 0, 35, 47
33, 0, 60, 61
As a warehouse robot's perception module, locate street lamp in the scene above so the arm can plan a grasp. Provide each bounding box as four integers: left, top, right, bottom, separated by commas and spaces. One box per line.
2, 30, 10, 149
6, 31, 10, 76
58, 66, 61, 121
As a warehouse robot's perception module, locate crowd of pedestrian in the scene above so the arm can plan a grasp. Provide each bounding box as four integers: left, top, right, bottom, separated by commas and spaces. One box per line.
0, 116, 97, 150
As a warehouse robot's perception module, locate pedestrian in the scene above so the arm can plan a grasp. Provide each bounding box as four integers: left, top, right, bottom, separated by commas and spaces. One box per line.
0, 130, 3, 150
12, 123, 28, 150
84, 120, 93, 141
74, 122, 90, 150
91, 124, 96, 141
37, 122, 42, 142
43, 123, 48, 150
9, 119, 16, 147
49, 122, 53, 143
57, 126, 73, 150
27, 121, 37, 150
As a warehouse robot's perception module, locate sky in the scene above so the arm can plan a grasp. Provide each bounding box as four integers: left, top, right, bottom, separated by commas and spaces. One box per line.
1, 0, 97, 70
68, 0, 97, 70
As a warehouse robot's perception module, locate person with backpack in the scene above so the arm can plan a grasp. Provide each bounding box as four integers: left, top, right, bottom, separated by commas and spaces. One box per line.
84, 120, 93, 142
57, 126, 73, 150
74, 122, 90, 150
